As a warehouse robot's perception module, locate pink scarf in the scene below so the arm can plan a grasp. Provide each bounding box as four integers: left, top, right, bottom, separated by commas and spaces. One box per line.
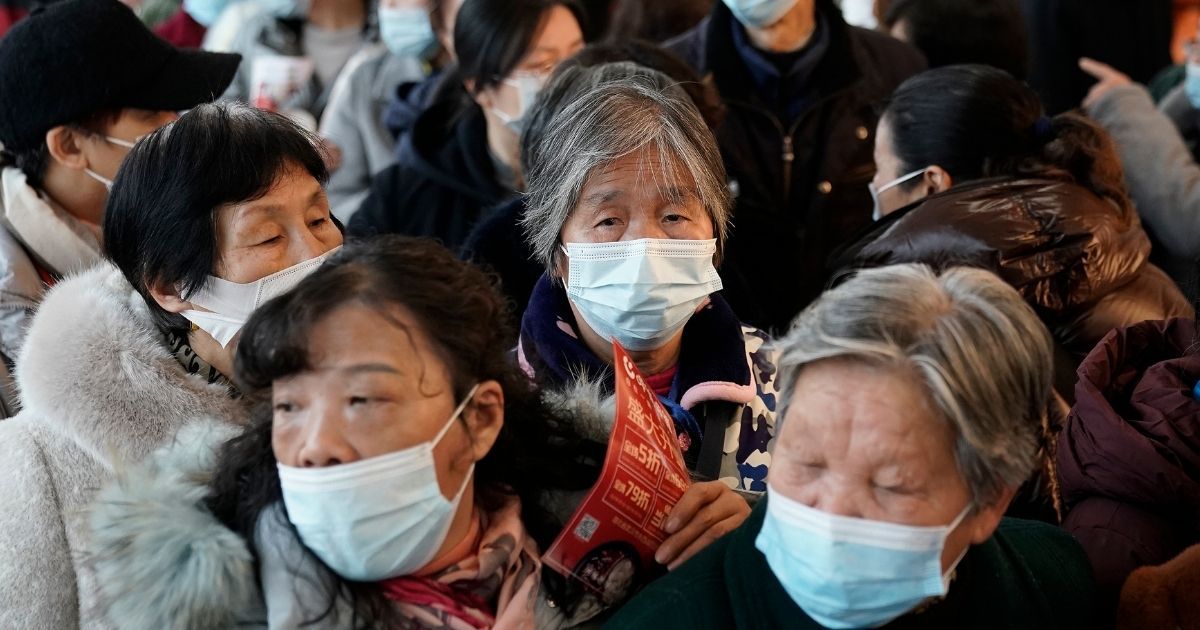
380, 497, 541, 629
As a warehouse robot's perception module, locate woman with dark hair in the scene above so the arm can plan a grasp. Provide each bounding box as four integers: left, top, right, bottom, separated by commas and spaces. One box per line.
348, 0, 586, 249
88, 236, 611, 628
839, 64, 1191, 367
0, 101, 342, 627
320, 0, 463, 221
463, 39, 726, 313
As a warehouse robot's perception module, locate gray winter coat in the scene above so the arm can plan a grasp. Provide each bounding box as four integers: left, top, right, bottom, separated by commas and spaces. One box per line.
1087, 84, 1200, 262
0, 167, 105, 417
0, 263, 247, 629
319, 44, 425, 222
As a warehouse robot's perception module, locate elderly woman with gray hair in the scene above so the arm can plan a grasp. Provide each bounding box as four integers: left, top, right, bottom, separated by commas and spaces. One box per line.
608, 264, 1098, 630
515, 66, 778, 571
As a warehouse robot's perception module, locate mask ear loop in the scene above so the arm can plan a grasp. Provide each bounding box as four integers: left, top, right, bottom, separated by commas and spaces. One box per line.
431, 383, 482, 502
432, 383, 481, 447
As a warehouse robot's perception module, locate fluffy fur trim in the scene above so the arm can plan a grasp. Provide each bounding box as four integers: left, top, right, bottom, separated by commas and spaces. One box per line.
15, 263, 244, 466
87, 420, 258, 630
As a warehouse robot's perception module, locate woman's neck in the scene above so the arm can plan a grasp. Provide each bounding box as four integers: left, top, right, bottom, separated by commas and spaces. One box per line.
307, 0, 365, 30
569, 300, 684, 377
745, 0, 817, 53
188, 329, 236, 381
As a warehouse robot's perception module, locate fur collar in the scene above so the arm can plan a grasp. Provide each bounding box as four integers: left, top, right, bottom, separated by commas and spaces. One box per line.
88, 421, 259, 630
15, 262, 245, 467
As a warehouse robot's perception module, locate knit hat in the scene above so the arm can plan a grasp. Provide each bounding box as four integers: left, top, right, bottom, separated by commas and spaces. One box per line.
0, 0, 241, 151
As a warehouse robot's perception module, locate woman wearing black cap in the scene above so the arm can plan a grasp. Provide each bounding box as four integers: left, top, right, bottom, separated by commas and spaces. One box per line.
0, 99, 345, 627
0, 0, 240, 416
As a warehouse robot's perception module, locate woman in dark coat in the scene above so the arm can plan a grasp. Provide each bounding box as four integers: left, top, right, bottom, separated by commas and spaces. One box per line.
838, 65, 1191, 369
1058, 317, 1200, 608
348, 0, 585, 250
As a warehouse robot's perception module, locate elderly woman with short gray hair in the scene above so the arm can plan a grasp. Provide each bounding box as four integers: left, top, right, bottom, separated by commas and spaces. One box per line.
610, 264, 1098, 630
515, 67, 779, 571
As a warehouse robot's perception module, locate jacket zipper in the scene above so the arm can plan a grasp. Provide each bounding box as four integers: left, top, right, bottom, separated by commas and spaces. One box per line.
725, 85, 857, 206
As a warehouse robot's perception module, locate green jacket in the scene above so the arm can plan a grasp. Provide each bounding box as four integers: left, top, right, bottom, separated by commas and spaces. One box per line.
607, 500, 1097, 629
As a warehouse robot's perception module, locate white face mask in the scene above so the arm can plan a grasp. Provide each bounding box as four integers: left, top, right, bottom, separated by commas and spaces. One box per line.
869, 168, 928, 221
756, 484, 971, 629
83, 135, 143, 192
562, 238, 723, 352
181, 246, 340, 348
378, 5, 437, 60
490, 73, 546, 136
278, 384, 480, 582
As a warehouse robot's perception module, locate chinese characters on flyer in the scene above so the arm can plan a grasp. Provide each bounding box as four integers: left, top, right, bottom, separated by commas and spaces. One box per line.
542, 341, 691, 604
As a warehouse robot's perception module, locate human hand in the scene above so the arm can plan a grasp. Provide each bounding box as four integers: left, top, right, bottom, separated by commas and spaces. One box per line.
654, 480, 750, 570
1080, 57, 1132, 109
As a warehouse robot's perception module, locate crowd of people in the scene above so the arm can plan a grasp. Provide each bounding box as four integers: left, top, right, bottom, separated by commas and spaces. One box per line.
0, 0, 1197, 628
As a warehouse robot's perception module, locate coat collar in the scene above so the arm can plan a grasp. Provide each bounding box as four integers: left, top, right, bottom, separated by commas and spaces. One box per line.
0, 167, 102, 278
15, 262, 246, 467
517, 274, 754, 410
700, 1, 864, 112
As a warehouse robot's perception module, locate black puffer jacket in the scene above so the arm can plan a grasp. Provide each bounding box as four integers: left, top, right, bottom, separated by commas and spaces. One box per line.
842, 177, 1192, 356
667, 1, 925, 333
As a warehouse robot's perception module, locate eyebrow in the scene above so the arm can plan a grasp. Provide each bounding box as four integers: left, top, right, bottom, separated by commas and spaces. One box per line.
582, 189, 623, 206
339, 363, 402, 376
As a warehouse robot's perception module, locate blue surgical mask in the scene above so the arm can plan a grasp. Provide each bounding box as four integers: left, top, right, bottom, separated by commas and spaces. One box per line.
259, 0, 309, 19
490, 73, 546, 136
756, 484, 971, 629
378, 6, 438, 60
561, 238, 723, 352
869, 167, 928, 221
721, 0, 801, 29
1185, 62, 1200, 110
183, 0, 233, 26
278, 384, 479, 582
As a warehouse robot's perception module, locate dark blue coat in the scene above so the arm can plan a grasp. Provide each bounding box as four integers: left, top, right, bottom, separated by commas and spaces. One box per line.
666, 2, 924, 333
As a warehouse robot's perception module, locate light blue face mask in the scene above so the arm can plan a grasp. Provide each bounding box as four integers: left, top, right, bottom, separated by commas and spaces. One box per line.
1185, 62, 1200, 111
721, 0, 801, 29
562, 238, 723, 352
258, 0, 310, 19
378, 6, 438, 60
756, 485, 972, 629
183, 0, 234, 27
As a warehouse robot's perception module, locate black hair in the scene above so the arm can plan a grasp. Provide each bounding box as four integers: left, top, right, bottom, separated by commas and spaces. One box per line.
520, 39, 725, 174
883, 64, 1130, 212
605, 0, 710, 44
103, 102, 330, 338
453, 0, 587, 94
884, 0, 1030, 80
205, 235, 603, 626
0, 108, 123, 190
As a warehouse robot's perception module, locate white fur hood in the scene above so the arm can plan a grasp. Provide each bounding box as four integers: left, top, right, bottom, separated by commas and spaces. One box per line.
16, 262, 246, 466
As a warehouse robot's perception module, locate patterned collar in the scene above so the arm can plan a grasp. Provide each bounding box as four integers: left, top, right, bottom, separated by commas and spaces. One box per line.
163, 330, 239, 397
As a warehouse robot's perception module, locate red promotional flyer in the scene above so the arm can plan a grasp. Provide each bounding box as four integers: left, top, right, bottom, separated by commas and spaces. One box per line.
542, 341, 691, 603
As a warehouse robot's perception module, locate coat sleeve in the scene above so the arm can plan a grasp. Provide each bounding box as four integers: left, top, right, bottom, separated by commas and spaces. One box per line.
0, 421, 78, 629
1087, 84, 1200, 260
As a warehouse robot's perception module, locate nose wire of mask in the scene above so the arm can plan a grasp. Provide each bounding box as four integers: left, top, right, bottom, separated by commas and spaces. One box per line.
181, 246, 342, 347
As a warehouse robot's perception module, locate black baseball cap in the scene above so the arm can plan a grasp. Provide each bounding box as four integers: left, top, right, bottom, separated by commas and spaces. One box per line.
0, 0, 241, 151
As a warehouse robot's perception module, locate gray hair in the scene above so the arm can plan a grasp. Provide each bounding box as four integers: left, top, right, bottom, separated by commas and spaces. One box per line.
774, 264, 1054, 507
521, 62, 730, 272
